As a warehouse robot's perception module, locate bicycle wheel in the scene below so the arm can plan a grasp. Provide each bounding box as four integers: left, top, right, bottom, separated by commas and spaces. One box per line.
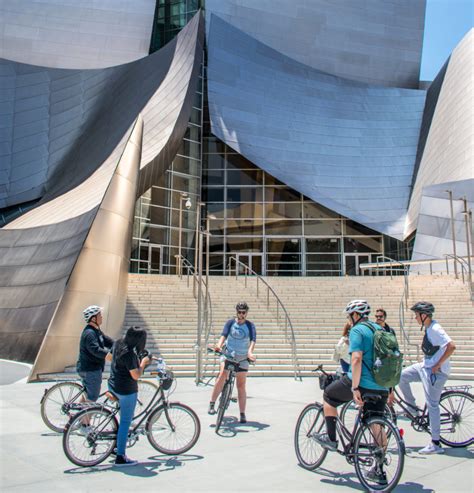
146, 403, 201, 454
341, 400, 396, 432
294, 403, 328, 470
439, 391, 474, 447
136, 379, 159, 412
63, 406, 118, 467
215, 379, 232, 434
353, 416, 405, 492
41, 381, 85, 433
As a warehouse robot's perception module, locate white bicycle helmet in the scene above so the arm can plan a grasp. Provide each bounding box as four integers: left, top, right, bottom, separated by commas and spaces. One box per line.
83, 305, 103, 323
343, 300, 371, 317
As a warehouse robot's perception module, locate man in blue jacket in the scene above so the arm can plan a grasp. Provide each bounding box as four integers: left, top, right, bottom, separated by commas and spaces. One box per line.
77, 305, 114, 402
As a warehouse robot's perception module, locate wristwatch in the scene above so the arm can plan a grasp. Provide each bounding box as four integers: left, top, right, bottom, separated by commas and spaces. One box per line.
351, 387, 360, 392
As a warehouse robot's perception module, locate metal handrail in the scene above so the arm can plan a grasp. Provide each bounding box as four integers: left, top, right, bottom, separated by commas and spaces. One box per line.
175, 255, 216, 383
227, 256, 302, 381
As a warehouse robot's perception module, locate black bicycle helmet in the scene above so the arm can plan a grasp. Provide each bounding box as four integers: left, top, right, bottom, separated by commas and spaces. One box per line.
410, 301, 435, 315
236, 301, 249, 312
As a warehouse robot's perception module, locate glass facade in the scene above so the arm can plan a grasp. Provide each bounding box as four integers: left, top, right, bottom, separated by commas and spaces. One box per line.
130, 0, 412, 276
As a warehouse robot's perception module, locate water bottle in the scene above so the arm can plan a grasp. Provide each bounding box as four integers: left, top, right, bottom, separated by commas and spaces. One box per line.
374, 357, 382, 368
156, 357, 166, 373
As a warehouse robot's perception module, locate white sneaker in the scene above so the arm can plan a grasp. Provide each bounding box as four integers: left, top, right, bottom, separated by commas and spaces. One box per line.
419, 442, 444, 454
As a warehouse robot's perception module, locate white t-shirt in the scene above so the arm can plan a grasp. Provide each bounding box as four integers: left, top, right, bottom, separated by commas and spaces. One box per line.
423, 320, 452, 374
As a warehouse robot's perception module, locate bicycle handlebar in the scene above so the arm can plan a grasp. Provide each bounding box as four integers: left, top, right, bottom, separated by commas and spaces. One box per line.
207, 347, 255, 364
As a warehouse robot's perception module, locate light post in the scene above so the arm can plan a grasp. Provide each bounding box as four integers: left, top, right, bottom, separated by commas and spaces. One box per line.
446, 190, 458, 279
194, 201, 204, 275
460, 196, 473, 287
196, 223, 204, 385
177, 192, 192, 276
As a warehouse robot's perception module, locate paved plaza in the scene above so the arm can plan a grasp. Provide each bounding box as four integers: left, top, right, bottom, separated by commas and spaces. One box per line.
0, 361, 472, 492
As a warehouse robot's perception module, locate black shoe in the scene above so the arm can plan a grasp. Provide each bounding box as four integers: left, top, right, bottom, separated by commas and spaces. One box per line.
208, 402, 216, 415
240, 413, 247, 424
114, 455, 138, 467
365, 465, 388, 485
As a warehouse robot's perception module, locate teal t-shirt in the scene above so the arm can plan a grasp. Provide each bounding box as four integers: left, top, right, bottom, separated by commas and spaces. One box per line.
347, 321, 388, 391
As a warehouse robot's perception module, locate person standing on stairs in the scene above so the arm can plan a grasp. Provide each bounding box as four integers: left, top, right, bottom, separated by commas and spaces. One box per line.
208, 302, 256, 423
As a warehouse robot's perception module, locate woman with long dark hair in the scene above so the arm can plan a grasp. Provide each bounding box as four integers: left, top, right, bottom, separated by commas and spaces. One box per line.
108, 326, 151, 466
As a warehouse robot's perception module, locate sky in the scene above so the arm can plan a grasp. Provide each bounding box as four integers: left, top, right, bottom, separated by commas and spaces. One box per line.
420, 0, 473, 80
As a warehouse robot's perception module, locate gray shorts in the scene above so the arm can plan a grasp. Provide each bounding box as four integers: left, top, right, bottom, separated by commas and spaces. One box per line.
220, 355, 249, 372
78, 369, 102, 401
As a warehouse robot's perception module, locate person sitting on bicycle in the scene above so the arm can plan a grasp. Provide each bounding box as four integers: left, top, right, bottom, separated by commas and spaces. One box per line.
108, 326, 151, 466
77, 305, 114, 402
398, 301, 456, 455
313, 300, 390, 483
208, 301, 256, 423
374, 307, 395, 335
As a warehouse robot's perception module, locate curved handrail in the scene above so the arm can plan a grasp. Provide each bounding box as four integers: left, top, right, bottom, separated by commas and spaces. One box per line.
227, 256, 302, 380
176, 255, 216, 383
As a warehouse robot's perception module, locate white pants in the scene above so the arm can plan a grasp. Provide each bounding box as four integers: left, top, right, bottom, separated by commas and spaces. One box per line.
398, 362, 448, 441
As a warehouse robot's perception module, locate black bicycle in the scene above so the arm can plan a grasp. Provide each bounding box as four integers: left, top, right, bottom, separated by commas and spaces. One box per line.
295, 367, 405, 492
391, 385, 473, 447
40, 378, 158, 433
62, 367, 200, 467
208, 348, 252, 434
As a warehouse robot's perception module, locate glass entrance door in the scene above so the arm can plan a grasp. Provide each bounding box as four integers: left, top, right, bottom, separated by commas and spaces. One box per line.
148, 244, 163, 274
236, 253, 263, 275
344, 254, 370, 276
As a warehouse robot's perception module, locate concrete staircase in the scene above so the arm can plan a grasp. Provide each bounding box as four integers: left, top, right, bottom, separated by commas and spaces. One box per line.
123, 274, 474, 380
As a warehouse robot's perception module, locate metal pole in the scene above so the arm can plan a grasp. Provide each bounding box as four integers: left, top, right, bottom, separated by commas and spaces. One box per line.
178, 197, 183, 277
461, 197, 473, 287
196, 227, 204, 385
446, 190, 458, 279
194, 202, 201, 274
205, 215, 210, 311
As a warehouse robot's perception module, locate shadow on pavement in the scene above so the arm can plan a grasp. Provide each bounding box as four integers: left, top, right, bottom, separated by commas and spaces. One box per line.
313, 467, 434, 492
406, 446, 474, 459
211, 416, 270, 437
64, 454, 204, 477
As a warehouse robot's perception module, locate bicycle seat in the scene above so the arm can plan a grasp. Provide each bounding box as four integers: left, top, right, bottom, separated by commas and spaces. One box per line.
105, 390, 118, 402
363, 393, 383, 404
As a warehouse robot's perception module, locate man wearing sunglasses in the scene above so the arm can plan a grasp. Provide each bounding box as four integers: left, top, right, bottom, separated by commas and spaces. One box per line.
398, 301, 456, 454
374, 308, 395, 335
208, 302, 256, 423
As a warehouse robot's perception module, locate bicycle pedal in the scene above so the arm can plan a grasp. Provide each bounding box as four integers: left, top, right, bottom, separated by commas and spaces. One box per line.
231, 397, 237, 403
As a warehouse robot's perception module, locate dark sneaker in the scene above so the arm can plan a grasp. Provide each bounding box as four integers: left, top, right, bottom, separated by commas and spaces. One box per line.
114, 455, 138, 467
365, 465, 388, 485
208, 402, 216, 415
240, 413, 247, 424
311, 432, 338, 452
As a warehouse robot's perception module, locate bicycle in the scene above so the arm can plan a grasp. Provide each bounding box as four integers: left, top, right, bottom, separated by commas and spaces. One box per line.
207, 347, 252, 434
391, 385, 473, 447
62, 364, 201, 467
295, 367, 405, 492
40, 378, 158, 433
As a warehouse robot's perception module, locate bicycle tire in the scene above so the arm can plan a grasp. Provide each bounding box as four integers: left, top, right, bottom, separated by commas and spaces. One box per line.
353, 415, 405, 492
41, 381, 85, 433
294, 403, 328, 470
137, 379, 159, 412
215, 379, 232, 434
146, 402, 201, 454
63, 406, 118, 467
340, 400, 396, 433
438, 391, 473, 447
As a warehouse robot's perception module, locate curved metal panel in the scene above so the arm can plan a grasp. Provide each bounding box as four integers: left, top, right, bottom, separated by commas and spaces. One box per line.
0, 13, 204, 364
205, 0, 425, 88
406, 30, 474, 238
0, 0, 155, 69
207, 16, 426, 239
29, 115, 143, 380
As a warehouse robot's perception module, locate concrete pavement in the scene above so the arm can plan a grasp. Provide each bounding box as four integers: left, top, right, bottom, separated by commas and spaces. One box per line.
0, 370, 472, 492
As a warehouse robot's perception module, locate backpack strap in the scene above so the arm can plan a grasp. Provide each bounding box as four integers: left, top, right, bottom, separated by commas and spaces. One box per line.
357, 321, 377, 374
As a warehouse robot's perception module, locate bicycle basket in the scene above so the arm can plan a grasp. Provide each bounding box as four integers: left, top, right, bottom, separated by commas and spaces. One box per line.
319, 373, 337, 390
160, 371, 174, 390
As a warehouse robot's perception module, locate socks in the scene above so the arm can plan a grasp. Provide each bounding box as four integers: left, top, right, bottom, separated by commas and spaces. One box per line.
325, 416, 337, 442
432, 439, 440, 446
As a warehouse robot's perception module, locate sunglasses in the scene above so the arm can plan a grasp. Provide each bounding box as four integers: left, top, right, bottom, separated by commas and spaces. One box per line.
237, 311, 247, 315
375, 315, 385, 319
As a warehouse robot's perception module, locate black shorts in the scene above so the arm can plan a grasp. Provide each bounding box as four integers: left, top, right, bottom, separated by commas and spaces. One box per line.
323, 375, 388, 419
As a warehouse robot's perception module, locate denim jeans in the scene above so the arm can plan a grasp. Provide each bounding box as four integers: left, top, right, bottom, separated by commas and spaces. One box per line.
399, 362, 448, 441
78, 370, 102, 401
110, 389, 138, 456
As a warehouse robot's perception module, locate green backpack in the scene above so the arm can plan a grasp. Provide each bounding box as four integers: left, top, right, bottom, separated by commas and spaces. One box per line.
361, 322, 403, 388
